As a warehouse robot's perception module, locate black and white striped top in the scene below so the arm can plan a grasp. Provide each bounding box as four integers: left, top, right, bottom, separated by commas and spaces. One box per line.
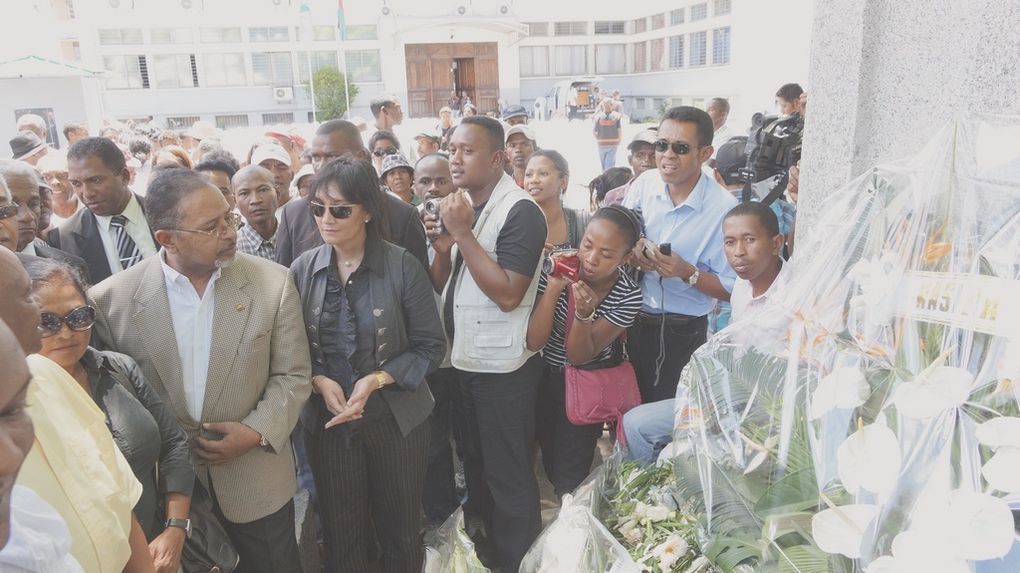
537, 271, 643, 368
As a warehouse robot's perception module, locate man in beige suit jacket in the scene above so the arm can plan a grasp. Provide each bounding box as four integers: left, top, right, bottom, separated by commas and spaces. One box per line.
89, 167, 311, 573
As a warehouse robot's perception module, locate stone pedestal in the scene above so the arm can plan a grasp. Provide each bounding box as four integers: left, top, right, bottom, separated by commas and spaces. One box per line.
799, 0, 1020, 233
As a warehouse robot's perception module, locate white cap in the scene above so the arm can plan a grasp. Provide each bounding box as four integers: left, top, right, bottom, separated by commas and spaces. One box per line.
505, 124, 536, 143
251, 143, 291, 167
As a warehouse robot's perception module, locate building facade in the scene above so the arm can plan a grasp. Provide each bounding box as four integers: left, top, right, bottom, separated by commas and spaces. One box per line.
9, 0, 810, 134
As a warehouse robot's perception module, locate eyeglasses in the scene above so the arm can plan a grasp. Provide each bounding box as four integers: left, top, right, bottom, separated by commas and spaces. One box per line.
653, 140, 695, 155
173, 212, 242, 240
39, 305, 96, 338
0, 204, 16, 220
309, 202, 355, 219
372, 147, 399, 158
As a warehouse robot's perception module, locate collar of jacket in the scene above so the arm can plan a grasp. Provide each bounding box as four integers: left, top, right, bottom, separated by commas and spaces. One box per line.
309, 234, 387, 277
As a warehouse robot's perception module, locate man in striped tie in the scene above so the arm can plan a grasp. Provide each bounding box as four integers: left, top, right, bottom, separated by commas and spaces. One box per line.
48, 137, 157, 282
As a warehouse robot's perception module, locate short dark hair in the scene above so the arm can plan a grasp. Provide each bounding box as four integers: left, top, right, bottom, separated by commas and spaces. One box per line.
659, 106, 715, 147
528, 149, 569, 179
309, 155, 390, 241
456, 116, 505, 152
23, 256, 90, 301
199, 149, 240, 173
67, 137, 126, 173
145, 167, 215, 232
591, 205, 642, 250
775, 83, 804, 102
194, 158, 238, 180
369, 95, 399, 119
708, 97, 730, 114
368, 130, 401, 151
62, 122, 86, 139
588, 167, 633, 204
127, 137, 152, 161
724, 201, 780, 237
415, 152, 449, 169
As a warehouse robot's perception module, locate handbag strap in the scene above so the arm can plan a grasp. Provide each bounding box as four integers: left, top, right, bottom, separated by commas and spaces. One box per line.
564, 284, 576, 340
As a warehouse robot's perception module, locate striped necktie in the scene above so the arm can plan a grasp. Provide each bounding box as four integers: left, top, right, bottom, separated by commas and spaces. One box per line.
110, 214, 142, 270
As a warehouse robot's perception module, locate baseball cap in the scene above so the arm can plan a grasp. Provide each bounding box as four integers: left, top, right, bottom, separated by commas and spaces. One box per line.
501, 104, 528, 121
714, 136, 748, 186
415, 131, 441, 143
627, 129, 658, 151
504, 124, 536, 143
251, 143, 291, 167
265, 130, 306, 149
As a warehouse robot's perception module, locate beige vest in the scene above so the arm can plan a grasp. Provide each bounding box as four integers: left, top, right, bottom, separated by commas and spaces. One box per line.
445, 173, 543, 373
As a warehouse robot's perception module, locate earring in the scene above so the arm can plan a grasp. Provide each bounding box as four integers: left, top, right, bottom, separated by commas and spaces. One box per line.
364, 219, 370, 223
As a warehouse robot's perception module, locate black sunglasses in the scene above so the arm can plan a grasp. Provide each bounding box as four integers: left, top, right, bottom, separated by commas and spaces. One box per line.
309, 201, 355, 219
39, 305, 96, 338
372, 146, 399, 158
654, 139, 694, 155
0, 204, 16, 220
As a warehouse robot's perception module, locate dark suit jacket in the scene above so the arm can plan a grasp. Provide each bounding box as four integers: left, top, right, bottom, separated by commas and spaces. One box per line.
275, 193, 428, 269
46, 194, 155, 284
30, 239, 92, 284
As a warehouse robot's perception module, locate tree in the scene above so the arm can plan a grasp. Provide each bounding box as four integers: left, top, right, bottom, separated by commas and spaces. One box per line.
305, 66, 358, 121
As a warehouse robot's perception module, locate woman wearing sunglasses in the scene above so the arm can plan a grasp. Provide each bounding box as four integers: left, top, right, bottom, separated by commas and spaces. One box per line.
289, 156, 445, 572
23, 257, 195, 573
368, 129, 401, 175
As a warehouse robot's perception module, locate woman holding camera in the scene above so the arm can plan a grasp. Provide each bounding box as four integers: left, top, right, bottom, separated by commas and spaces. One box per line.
289, 157, 446, 572
526, 206, 643, 496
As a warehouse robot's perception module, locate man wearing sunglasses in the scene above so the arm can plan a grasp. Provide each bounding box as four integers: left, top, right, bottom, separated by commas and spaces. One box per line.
275, 119, 427, 269
89, 167, 312, 573
622, 106, 738, 404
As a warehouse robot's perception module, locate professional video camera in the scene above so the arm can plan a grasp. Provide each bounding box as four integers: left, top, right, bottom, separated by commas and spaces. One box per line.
739, 111, 804, 205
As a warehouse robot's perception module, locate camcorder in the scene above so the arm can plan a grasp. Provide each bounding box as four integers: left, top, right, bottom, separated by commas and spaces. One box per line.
543, 249, 581, 282
739, 111, 804, 205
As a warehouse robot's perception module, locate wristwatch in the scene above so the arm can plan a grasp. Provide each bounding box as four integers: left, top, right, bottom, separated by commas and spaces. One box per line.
165, 517, 192, 538
258, 434, 269, 449
686, 268, 701, 286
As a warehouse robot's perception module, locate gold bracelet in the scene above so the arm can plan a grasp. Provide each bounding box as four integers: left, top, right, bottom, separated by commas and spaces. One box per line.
374, 370, 388, 390
575, 308, 597, 323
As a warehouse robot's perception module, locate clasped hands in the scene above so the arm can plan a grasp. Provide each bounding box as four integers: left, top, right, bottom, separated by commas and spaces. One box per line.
312, 373, 386, 429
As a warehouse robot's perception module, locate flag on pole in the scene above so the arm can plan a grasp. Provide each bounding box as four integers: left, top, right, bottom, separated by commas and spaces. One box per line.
337, 0, 347, 41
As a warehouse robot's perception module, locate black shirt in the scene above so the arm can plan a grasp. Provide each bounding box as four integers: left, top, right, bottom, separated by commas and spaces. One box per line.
443, 200, 547, 340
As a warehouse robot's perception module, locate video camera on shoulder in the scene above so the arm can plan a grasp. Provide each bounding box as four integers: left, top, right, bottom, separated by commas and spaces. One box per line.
738, 111, 804, 204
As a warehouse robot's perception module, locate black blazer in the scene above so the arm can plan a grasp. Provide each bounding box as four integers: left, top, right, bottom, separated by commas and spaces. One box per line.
46, 194, 155, 284
30, 239, 92, 284
275, 193, 428, 269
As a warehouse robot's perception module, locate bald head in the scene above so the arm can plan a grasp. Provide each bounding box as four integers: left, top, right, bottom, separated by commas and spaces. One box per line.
0, 249, 41, 353
311, 120, 368, 172
232, 164, 274, 188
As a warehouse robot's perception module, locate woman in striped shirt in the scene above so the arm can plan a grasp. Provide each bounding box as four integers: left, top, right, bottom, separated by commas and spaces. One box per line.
527, 205, 644, 497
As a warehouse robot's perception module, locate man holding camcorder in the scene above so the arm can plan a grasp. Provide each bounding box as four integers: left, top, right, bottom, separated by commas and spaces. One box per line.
623, 106, 738, 403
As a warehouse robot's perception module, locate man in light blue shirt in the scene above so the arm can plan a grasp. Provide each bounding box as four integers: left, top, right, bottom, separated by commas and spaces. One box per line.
623, 106, 737, 402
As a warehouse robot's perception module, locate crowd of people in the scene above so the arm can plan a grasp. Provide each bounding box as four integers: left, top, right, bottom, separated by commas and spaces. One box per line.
0, 84, 804, 573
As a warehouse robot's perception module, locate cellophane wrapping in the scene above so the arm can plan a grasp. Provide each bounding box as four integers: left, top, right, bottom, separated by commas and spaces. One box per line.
674, 113, 1020, 572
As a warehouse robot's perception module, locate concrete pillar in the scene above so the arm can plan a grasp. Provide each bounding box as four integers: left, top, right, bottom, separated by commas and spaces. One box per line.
798, 0, 1020, 235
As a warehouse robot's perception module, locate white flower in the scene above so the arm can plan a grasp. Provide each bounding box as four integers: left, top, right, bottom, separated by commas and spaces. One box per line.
837, 423, 902, 495
890, 366, 973, 419
976, 416, 1020, 449
811, 504, 879, 558
848, 253, 903, 328
981, 447, 1020, 493
809, 367, 870, 420
651, 533, 689, 571
946, 490, 1014, 560
635, 501, 674, 524
865, 530, 968, 573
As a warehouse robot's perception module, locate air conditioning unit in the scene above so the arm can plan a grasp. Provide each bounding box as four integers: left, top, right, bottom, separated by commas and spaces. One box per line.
273, 86, 294, 103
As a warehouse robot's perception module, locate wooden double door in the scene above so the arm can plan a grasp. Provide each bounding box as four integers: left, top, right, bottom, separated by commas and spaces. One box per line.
405, 42, 499, 117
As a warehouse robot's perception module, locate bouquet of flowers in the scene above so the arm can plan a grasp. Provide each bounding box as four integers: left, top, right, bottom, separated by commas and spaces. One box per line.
673, 113, 1020, 572
422, 508, 490, 573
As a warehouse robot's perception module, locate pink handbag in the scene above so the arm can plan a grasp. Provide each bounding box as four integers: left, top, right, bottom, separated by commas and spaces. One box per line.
562, 288, 641, 428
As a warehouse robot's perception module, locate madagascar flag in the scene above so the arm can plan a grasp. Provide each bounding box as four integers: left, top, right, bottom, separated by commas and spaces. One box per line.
337, 0, 347, 41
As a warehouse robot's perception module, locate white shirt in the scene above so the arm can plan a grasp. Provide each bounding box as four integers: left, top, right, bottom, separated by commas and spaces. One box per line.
19, 241, 36, 256
0, 486, 84, 573
712, 124, 736, 153
94, 194, 157, 274
730, 261, 787, 321
160, 250, 221, 421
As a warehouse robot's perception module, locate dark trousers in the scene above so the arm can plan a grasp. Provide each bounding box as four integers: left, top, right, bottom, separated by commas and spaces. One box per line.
629, 314, 708, 403
458, 354, 543, 572
423, 366, 463, 525
306, 412, 430, 573
209, 483, 302, 573
536, 365, 604, 497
